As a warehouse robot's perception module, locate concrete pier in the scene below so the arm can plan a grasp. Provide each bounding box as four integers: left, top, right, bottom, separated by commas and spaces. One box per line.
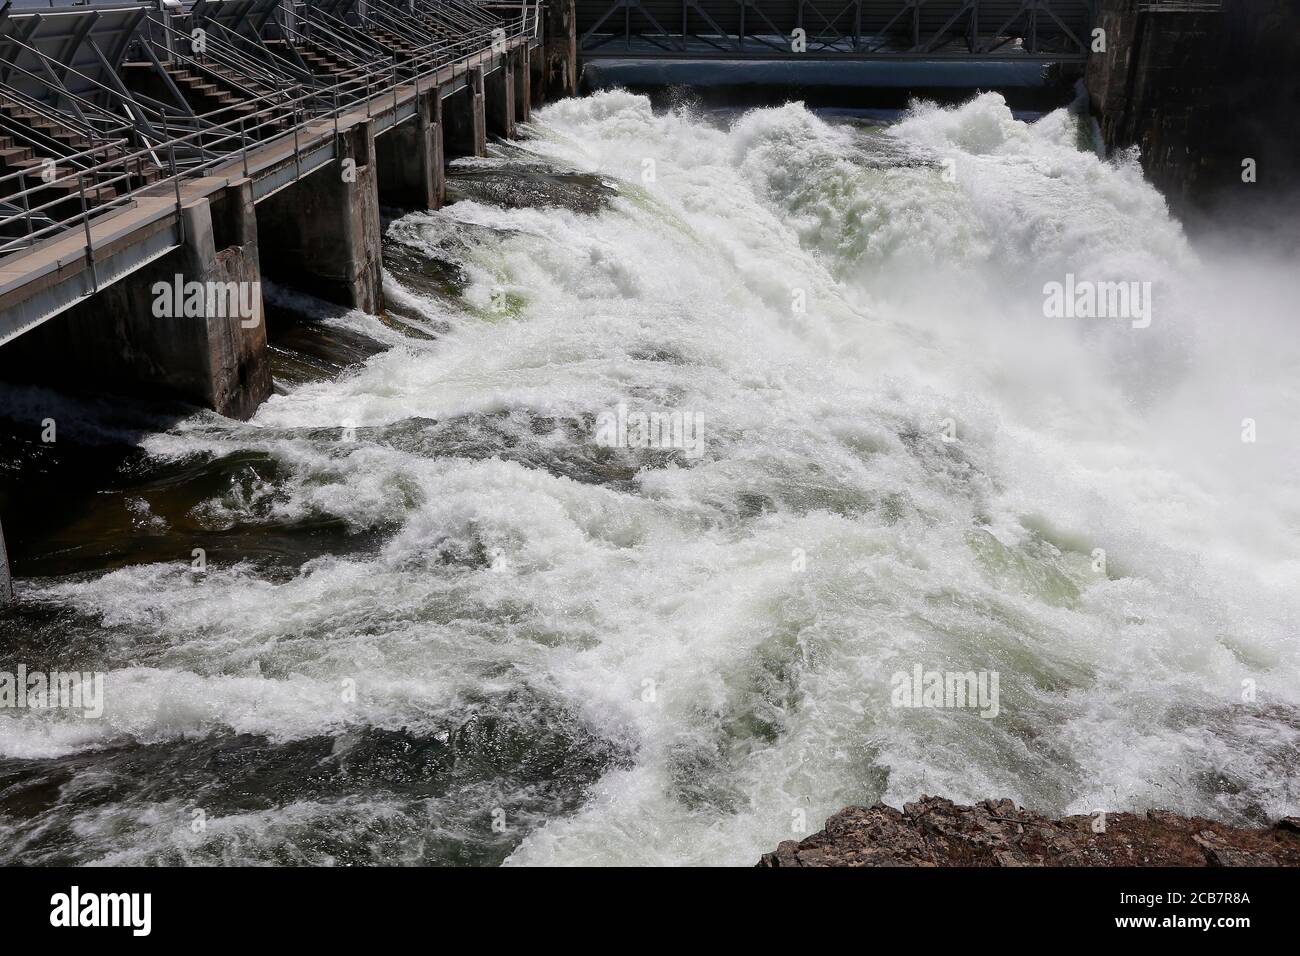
257, 120, 384, 314
470, 66, 489, 156
486, 61, 516, 140
0, 179, 272, 420
444, 69, 488, 159
376, 89, 446, 211
514, 48, 532, 125
531, 37, 547, 107
428, 91, 447, 209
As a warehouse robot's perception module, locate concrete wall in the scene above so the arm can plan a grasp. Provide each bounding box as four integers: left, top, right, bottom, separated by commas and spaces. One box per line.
1087, 1, 1300, 216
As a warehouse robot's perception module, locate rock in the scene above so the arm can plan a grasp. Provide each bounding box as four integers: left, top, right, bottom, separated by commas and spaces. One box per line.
756, 796, 1300, 867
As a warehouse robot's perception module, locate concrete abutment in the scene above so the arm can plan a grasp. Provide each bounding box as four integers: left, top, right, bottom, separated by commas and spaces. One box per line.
530, 38, 546, 107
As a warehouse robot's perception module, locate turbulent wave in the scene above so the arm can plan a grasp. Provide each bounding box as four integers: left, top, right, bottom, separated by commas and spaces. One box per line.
2, 90, 1298, 866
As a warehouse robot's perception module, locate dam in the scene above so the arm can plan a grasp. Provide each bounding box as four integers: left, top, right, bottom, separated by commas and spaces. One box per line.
0, 0, 557, 411
0, 0, 567, 593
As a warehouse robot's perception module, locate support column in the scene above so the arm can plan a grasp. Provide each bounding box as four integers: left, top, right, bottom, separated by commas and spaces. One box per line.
181, 180, 272, 420
531, 40, 546, 108
485, 60, 516, 140
514, 46, 531, 125
444, 85, 473, 159
471, 67, 487, 156
544, 0, 577, 98
430, 91, 446, 207
445, 72, 487, 158
257, 119, 383, 313
0, 179, 272, 420
375, 88, 444, 210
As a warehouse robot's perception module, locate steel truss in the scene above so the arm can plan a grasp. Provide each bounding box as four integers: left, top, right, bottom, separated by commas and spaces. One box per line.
578, 0, 1098, 60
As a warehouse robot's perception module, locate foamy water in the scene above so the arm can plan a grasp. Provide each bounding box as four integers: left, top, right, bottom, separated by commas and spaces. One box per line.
2, 91, 1298, 866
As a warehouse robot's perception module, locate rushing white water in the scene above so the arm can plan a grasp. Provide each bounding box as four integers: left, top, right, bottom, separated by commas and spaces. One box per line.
3, 91, 1299, 866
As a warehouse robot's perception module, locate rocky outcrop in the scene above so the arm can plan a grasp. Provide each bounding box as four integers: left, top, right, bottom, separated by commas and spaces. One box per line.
758, 797, 1300, 867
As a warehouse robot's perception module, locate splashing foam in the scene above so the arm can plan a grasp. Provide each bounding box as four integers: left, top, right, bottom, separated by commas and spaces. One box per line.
6, 91, 1300, 865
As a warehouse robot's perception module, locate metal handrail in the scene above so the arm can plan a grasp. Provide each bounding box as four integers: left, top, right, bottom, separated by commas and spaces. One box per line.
285, 8, 404, 79
0, 78, 132, 143
1, 30, 186, 125
146, 15, 299, 102
0, 94, 133, 177
280, 16, 390, 85
192, 18, 312, 89
0, 137, 132, 191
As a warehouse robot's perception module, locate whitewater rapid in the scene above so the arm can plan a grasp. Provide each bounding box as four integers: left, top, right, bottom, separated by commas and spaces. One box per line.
2, 91, 1298, 865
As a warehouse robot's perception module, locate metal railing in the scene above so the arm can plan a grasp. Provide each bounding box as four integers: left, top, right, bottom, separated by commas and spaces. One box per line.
0, 0, 541, 260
